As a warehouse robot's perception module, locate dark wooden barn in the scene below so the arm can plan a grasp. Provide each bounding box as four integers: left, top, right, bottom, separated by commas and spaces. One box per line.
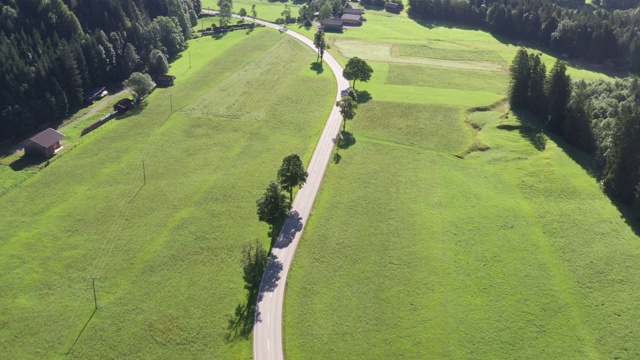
341, 14, 363, 26
343, 8, 364, 16
153, 74, 176, 87
24, 128, 65, 158
321, 18, 344, 32
84, 86, 107, 104
385, 2, 402, 13
114, 98, 134, 114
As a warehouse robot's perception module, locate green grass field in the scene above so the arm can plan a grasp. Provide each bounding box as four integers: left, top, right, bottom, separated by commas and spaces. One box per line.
202, 0, 303, 23
284, 8, 640, 359
0, 28, 335, 358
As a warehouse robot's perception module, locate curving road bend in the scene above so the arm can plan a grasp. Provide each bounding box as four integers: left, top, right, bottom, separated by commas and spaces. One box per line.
201, 10, 349, 359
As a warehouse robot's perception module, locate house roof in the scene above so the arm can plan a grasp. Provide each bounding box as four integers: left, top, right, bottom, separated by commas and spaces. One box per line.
29, 128, 64, 148
321, 18, 343, 26
154, 75, 175, 81
386, 2, 399, 8
341, 14, 362, 21
343, 8, 364, 15
84, 86, 106, 100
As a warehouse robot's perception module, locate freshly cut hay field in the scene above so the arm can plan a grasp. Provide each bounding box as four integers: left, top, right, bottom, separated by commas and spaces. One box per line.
284, 7, 639, 360
0, 28, 335, 359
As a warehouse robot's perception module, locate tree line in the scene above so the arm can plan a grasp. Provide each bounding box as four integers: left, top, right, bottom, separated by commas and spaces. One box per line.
407, 0, 640, 72
509, 48, 640, 219
0, 0, 201, 141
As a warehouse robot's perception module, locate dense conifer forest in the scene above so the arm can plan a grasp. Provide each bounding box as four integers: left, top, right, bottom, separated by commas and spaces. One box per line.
0, 0, 201, 140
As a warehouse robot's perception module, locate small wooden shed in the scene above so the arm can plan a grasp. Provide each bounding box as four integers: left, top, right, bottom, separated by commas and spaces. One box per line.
385, 2, 402, 13
341, 14, 363, 26
321, 18, 344, 32
343, 8, 364, 15
114, 98, 134, 113
153, 74, 176, 87
24, 128, 65, 158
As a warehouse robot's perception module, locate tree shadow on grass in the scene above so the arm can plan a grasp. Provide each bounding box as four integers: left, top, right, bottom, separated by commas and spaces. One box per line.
9, 154, 47, 171
336, 130, 356, 150
355, 90, 372, 104
309, 61, 324, 75
310, 61, 324, 74
497, 109, 546, 151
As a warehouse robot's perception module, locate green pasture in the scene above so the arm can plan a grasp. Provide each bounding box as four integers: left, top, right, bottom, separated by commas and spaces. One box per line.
0, 28, 335, 358
284, 7, 639, 359
202, 0, 303, 23
318, 9, 617, 80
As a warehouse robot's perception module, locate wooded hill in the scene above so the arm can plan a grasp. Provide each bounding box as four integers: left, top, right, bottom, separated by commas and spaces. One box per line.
0, 0, 201, 140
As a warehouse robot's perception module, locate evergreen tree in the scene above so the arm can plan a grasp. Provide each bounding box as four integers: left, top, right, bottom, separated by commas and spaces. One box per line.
545, 60, 572, 135
528, 53, 547, 118
508, 48, 531, 109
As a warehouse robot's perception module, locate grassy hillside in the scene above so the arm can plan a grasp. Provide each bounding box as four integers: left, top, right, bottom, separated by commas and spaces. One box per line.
284, 9, 639, 359
0, 28, 335, 358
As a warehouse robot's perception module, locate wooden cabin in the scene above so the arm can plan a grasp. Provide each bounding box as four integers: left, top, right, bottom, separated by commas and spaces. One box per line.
24, 128, 64, 158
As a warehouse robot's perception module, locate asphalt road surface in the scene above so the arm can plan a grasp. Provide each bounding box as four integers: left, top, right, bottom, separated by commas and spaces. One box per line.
201, 11, 349, 359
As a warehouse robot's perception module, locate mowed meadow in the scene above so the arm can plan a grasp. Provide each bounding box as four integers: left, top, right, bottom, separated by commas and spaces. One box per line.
0, 28, 335, 358
284, 8, 640, 359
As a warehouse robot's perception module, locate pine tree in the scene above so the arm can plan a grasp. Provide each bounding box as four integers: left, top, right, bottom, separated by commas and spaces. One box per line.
508, 48, 531, 109
545, 60, 572, 135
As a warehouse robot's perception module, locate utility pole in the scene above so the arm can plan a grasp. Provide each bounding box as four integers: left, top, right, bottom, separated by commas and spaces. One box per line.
92, 277, 98, 311
142, 160, 146, 185
170, 95, 173, 114
189, 52, 192, 69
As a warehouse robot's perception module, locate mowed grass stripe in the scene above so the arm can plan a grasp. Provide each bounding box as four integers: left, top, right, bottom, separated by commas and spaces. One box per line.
386, 63, 508, 94
183, 36, 309, 120
0, 28, 335, 358
353, 101, 471, 153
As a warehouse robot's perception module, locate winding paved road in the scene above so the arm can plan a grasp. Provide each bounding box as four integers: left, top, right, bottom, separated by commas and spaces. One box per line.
201, 10, 349, 360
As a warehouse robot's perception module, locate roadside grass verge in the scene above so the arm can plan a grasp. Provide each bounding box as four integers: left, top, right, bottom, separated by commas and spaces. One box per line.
0, 28, 335, 359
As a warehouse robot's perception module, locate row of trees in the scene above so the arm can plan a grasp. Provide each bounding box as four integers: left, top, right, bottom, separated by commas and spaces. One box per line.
0, 0, 200, 140
509, 49, 640, 218
509, 49, 572, 136
407, 0, 640, 72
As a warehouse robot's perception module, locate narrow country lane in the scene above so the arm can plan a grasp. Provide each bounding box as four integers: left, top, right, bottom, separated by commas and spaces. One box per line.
201, 9, 350, 360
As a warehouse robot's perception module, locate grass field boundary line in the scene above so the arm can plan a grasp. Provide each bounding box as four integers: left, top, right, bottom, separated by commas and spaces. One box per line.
357, 133, 465, 156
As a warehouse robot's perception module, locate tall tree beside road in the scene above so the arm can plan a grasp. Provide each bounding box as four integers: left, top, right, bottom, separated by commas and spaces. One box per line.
281, 4, 292, 26
277, 154, 308, 203
313, 29, 327, 62
336, 96, 358, 132
251, 4, 257, 22
218, 0, 233, 27
343, 57, 373, 89
241, 240, 269, 290
256, 181, 290, 232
